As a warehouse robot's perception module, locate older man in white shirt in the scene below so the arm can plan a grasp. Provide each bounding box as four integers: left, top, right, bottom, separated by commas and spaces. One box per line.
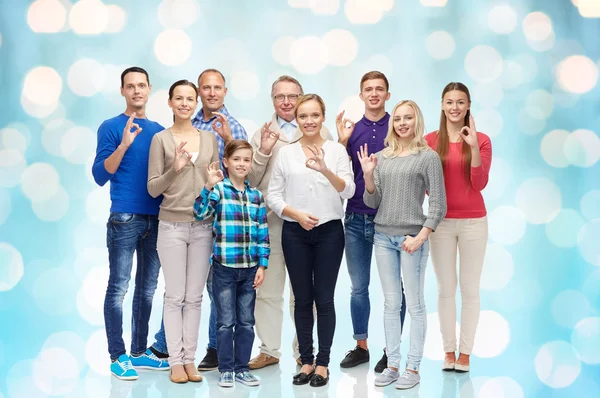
247, 76, 329, 369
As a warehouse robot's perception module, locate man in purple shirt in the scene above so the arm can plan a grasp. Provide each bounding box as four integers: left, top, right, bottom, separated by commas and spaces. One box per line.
337, 71, 406, 371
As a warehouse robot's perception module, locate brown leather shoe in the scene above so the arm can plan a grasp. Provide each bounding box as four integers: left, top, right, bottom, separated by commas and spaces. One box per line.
170, 365, 188, 384
248, 353, 280, 369
184, 363, 203, 382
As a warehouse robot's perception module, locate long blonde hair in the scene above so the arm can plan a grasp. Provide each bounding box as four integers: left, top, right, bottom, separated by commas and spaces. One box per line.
383, 100, 430, 158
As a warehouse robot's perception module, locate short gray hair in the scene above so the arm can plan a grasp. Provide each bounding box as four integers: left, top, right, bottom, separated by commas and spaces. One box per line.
270, 75, 304, 97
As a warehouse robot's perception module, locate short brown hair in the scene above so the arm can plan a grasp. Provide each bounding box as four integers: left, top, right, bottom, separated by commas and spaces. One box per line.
224, 139, 253, 160
271, 75, 304, 97
293, 94, 326, 118
197, 69, 226, 86
360, 71, 389, 92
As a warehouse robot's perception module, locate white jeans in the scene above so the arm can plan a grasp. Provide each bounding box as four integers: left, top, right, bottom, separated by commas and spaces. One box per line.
430, 217, 488, 355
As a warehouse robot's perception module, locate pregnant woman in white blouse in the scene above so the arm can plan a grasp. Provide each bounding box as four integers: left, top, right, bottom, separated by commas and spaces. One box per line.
267, 94, 355, 387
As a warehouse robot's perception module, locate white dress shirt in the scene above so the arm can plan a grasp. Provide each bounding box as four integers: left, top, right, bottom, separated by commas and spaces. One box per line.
267, 140, 355, 226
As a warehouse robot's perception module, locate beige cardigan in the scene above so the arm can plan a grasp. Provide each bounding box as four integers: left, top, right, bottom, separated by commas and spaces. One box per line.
247, 113, 331, 250
148, 128, 219, 222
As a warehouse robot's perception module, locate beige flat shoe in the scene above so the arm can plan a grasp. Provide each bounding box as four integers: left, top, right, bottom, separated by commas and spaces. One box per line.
442, 360, 455, 371
454, 363, 470, 372
170, 365, 189, 383
249, 353, 280, 370
184, 363, 203, 382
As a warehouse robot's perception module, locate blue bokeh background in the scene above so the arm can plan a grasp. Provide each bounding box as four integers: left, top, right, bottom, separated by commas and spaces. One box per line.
1, 0, 599, 397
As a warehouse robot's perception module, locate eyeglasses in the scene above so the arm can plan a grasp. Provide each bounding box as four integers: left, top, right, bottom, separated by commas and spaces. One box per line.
273, 94, 300, 103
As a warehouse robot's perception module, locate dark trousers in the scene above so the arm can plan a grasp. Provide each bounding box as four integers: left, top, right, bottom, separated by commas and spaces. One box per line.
282, 220, 344, 367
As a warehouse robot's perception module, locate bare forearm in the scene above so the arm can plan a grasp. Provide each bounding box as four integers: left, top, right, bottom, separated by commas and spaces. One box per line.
281, 205, 299, 221
321, 168, 346, 192
103, 144, 128, 174
415, 226, 433, 243
364, 172, 375, 194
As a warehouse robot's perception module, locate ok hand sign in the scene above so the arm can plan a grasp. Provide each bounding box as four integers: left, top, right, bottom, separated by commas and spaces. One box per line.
459, 114, 479, 148
121, 113, 143, 148
173, 141, 192, 172
205, 161, 224, 189
357, 144, 377, 175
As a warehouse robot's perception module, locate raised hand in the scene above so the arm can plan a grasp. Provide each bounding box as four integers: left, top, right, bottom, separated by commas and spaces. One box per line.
335, 110, 355, 145
259, 121, 280, 155
121, 112, 142, 148
205, 161, 224, 189
173, 141, 192, 172
212, 112, 233, 143
357, 143, 377, 175
295, 211, 319, 231
459, 114, 479, 148
304, 144, 327, 173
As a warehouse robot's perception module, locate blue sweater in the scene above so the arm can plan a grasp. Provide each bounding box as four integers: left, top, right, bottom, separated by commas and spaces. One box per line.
92, 113, 164, 215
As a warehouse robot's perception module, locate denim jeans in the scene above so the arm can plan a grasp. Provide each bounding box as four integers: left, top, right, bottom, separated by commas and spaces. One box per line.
104, 212, 161, 360
374, 231, 429, 371
282, 220, 345, 367
212, 261, 258, 373
344, 212, 407, 341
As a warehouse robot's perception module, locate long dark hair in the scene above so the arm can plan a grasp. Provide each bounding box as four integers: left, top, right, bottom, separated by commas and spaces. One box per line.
436, 82, 472, 181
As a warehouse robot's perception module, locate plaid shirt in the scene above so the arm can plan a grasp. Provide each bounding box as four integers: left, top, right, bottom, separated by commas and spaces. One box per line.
191, 105, 248, 161
194, 178, 270, 268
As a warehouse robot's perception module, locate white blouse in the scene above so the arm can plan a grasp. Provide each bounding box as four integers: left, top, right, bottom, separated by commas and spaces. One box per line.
267, 140, 355, 226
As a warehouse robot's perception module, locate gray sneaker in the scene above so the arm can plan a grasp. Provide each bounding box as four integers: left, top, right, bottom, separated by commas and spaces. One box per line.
218, 371, 235, 387
395, 370, 420, 389
374, 368, 400, 386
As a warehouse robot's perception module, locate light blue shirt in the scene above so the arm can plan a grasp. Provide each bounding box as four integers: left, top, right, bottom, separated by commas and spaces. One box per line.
277, 116, 297, 140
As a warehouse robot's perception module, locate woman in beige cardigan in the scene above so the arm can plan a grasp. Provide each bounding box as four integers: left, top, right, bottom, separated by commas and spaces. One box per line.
147, 80, 219, 383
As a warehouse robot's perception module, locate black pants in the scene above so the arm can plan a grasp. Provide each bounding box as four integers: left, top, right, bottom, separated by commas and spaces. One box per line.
282, 220, 345, 367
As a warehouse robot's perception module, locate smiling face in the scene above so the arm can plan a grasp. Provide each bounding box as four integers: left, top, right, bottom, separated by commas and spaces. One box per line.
168, 84, 198, 121
359, 78, 390, 113
296, 99, 325, 138
392, 104, 416, 140
223, 148, 253, 180
121, 71, 151, 110
442, 89, 470, 124
272, 81, 302, 122
198, 71, 227, 114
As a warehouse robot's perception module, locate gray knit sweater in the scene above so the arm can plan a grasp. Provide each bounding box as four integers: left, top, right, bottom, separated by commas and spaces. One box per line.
363, 149, 447, 236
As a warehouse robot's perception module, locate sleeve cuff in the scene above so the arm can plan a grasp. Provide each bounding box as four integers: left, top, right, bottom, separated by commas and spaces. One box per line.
254, 149, 272, 165
423, 218, 439, 232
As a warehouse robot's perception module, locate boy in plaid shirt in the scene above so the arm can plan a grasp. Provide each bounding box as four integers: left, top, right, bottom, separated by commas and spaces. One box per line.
194, 140, 270, 388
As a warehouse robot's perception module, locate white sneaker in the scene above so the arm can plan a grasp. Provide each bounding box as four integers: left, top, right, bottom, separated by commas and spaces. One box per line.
374, 368, 400, 387
395, 370, 420, 389
442, 360, 455, 371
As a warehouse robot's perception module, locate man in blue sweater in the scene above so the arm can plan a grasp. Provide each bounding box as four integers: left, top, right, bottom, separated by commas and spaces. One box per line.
92, 66, 169, 380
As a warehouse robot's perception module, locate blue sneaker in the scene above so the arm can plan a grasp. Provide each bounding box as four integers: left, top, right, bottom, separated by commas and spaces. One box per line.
218, 371, 235, 387
235, 371, 260, 386
130, 349, 169, 370
111, 354, 139, 380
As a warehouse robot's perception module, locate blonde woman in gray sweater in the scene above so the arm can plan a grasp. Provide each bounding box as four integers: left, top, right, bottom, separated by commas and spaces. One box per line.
147, 80, 219, 384
359, 100, 446, 390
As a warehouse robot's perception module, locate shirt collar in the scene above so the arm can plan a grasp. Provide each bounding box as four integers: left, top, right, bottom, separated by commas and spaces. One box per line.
360, 112, 390, 127
193, 105, 230, 124
277, 116, 296, 127
223, 177, 250, 191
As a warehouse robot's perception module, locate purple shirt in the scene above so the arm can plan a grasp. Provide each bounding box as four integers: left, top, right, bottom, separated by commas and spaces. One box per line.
346, 113, 389, 214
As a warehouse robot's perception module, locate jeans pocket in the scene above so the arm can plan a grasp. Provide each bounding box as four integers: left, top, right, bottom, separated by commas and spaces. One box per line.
109, 212, 135, 224
158, 221, 177, 231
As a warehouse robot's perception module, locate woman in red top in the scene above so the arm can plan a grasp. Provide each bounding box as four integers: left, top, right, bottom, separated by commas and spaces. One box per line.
424, 82, 492, 373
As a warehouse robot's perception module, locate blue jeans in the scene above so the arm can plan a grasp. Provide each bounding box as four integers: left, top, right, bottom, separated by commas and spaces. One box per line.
374, 231, 429, 371
104, 212, 160, 360
344, 212, 406, 341
151, 271, 217, 354
212, 261, 258, 373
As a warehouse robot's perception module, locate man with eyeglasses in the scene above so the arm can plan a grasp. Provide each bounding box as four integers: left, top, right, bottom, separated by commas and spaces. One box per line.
246, 76, 330, 369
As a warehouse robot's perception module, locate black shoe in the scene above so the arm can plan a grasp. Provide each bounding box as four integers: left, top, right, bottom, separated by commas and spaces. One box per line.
340, 346, 370, 368
197, 347, 218, 371
374, 349, 387, 373
148, 346, 169, 359
310, 368, 330, 387
293, 367, 315, 385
